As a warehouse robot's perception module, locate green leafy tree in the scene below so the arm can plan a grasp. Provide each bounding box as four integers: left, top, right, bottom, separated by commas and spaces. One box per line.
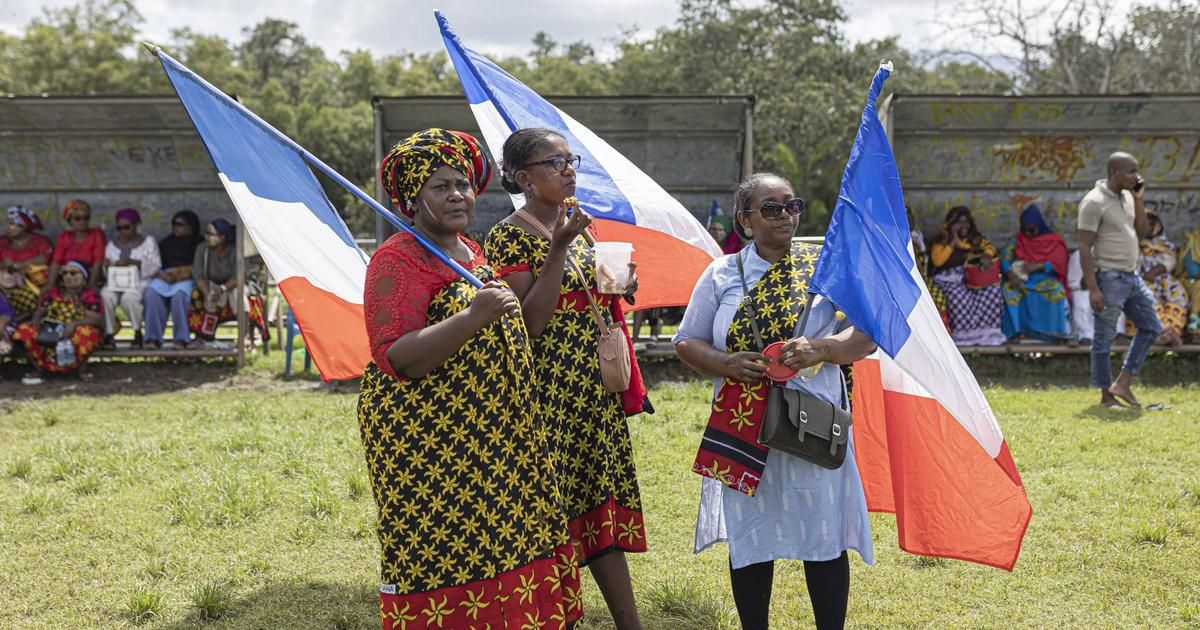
4, 0, 158, 94
169, 28, 250, 96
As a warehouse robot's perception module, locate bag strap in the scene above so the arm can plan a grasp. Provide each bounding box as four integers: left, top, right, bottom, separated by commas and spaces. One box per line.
735, 251, 814, 352
513, 208, 612, 335
734, 251, 766, 350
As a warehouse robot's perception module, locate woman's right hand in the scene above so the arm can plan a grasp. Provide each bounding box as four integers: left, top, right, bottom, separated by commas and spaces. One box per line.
468, 282, 520, 326
549, 204, 591, 252
723, 351, 768, 383
1006, 271, 1022, 290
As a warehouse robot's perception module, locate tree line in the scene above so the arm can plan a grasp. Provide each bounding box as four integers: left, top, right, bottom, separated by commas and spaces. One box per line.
1, 0, 1195, 235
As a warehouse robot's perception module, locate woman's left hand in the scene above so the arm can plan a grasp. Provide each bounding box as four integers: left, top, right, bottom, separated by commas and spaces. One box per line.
779, 336, 826, 371
622, 262, 638, 304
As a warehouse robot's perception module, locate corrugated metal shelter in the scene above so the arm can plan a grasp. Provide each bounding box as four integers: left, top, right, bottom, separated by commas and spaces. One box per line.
883, 94, 1200, 247
373, 95, 755, 242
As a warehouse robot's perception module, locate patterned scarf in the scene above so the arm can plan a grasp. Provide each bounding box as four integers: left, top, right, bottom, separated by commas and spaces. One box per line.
692, 243, 821, 496
1185, 225, 1200, 270
378, 128, 492, 218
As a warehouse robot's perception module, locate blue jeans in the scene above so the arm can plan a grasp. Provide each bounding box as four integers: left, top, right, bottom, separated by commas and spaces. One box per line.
1091, 270, 1162, 389
143, 289, 191, 344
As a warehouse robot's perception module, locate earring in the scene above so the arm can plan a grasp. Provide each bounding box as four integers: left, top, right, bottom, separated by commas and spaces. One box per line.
744, 227, 753, 237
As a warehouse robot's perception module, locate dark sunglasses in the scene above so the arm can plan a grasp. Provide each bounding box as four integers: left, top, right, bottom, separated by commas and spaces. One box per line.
522, 154, 581, 174
116, 224, 135, 232
742, 198, 805, 220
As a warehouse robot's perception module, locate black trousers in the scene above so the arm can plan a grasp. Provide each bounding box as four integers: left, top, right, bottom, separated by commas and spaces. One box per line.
729, 552, 850, 630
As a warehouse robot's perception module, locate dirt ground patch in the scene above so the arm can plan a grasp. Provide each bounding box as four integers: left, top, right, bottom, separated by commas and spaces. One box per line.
0, 355, 357, 402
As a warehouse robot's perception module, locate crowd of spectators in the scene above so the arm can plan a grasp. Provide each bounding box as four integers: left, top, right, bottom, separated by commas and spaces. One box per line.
0, 200, 265, 384
910, 202, 1199, 348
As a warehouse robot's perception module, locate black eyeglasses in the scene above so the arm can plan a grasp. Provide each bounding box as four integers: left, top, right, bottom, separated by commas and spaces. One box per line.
522, 154, 581, 174
742, 198, 805, 220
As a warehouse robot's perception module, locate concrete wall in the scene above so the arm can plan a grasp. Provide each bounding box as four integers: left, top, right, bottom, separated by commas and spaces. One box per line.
373, 95, 754, 242
0, 96, 236, 238
886, 95, 1200, 247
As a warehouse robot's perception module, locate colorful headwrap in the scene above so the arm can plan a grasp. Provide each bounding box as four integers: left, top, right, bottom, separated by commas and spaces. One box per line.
210, 218, 236, 245
115, 208, 142, 224
1018, 204, 1052, 236
64, 260, 89, 281
6, 205, 44, 232
62, 199, 91, 220
378, 128, 492, 218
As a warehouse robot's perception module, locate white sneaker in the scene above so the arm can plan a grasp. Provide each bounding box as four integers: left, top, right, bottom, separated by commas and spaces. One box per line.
22, 374, 43, 385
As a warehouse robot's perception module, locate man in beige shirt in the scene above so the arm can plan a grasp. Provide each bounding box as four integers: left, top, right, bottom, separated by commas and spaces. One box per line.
1077, 152, 1160, 408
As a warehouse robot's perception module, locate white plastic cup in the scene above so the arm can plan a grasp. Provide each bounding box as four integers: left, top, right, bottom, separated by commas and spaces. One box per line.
594, 241, 634, 294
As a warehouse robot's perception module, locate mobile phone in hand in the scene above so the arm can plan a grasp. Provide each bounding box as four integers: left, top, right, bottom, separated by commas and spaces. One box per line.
1133, 178, 1144, 193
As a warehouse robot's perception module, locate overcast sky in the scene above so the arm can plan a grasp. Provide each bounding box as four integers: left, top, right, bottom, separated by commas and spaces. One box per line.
0, 0, 953, 60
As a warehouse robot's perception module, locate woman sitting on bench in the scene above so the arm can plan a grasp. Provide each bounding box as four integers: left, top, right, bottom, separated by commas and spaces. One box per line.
188, 218, 238, 348
12, 260, 104, 383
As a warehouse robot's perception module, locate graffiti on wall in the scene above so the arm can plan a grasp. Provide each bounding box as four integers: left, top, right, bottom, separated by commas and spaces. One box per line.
0, 136, 215, 190
992, 137, 1093, 182
898, 134, 1200, 185
0, 134, 228, 236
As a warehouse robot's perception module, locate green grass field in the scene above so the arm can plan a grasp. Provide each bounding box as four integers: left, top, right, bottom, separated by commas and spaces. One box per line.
1, 356, 1199, 628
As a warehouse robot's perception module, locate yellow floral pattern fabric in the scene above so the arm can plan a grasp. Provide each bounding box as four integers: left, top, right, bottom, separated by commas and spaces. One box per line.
357, 263, 582, 629
485, 221, 647, 564
693, 244, 820, 496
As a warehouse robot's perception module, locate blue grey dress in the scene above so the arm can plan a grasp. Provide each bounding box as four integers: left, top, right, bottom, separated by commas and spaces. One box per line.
673, 244, 875, 568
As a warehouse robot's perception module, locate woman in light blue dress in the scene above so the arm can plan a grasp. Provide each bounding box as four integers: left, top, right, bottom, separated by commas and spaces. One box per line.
674, 173, 876, 630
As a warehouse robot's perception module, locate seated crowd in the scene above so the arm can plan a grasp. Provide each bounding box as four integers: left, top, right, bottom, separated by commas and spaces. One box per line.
0, 201, 264, 383
913, 204, 1200, 348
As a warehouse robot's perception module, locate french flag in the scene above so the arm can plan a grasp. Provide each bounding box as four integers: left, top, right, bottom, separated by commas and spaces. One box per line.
812, 62, 1032, 570
154, 48, 371, 381
437, 12, 722, 309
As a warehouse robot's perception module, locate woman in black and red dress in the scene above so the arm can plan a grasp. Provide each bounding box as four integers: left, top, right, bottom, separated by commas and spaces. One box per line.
359, 128, 582, 629
485, 128, 650, 630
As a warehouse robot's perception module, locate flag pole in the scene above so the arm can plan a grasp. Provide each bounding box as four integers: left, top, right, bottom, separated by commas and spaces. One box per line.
143, 43, 484, 288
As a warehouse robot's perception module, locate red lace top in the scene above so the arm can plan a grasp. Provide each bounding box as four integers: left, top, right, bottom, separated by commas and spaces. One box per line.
364, 231, 487, 380
52, 229, 106, 266
0, 233, 53, 265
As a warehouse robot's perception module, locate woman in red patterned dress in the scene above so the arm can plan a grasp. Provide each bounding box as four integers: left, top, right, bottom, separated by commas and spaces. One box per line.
47, 200, 106, 293
359, 128, 582, 629
12, 260, 103, 383
1, 205, 54, 319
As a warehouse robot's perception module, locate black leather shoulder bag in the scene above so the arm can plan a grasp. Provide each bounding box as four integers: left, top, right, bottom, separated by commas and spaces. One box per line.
735, 253, 850, 470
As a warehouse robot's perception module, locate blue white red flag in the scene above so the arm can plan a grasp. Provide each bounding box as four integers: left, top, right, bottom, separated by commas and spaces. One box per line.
437, 12, 721, 309
155, 49, 371, 380
707, 200, 723, 228
811, 62, 1032, 570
